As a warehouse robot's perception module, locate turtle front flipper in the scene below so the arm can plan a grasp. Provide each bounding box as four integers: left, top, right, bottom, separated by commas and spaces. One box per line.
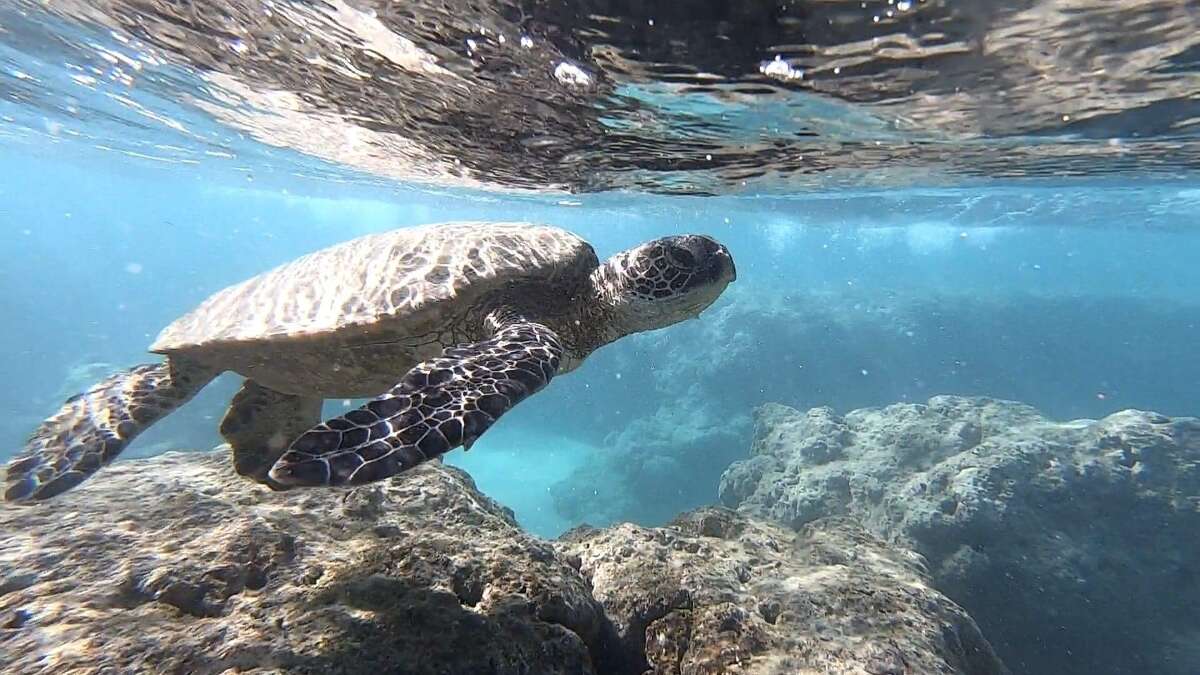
268, 320, 563, 488
4, 357, 218, 502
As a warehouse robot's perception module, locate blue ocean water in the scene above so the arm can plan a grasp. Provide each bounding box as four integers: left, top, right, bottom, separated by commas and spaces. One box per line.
4, 147, 1198, 535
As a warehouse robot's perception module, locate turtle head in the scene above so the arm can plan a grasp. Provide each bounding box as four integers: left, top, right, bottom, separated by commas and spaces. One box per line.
594, 234, 736, 337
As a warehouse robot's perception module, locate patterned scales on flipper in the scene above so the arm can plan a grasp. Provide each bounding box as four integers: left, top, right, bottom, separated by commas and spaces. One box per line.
268, 320, 563, 487
4, 359, 217, 502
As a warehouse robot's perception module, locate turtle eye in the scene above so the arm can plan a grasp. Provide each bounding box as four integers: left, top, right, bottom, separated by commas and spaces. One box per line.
667, 245, 696, 268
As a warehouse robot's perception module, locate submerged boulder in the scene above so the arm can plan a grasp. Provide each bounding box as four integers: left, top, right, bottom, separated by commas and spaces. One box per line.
0, 451, 604, 674
720, 396, 1200, 675
1, 447, 1006, 674
560, 508, 1008, 675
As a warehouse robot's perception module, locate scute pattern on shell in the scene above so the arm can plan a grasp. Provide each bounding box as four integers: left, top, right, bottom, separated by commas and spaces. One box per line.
150, 222, 597, 352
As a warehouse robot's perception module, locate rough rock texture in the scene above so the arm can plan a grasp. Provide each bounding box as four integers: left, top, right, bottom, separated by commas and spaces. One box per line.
0, 451, 605, 674
560, 508, 1008, 675
720, 396, 1200, 675
0, 448, 1008, 675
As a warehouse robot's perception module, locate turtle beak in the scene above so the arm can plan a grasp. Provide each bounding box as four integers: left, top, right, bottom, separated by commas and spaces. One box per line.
686, 235, 736, 284
723, 246, 736, 282
714, 244, 736, 282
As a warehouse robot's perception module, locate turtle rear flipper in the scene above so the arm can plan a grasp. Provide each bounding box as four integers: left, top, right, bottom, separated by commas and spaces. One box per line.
219, 379, 322, 488
4, 357, 217, 502
269, 318, 562, 488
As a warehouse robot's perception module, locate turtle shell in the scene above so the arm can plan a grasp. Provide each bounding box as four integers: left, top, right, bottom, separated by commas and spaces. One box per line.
150, 221, 598, 354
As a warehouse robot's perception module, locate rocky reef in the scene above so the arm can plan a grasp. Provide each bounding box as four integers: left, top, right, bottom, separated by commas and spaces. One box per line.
562, 509, 1007, 675
0, 448, 1005, 674
0, 452, 604, 674
720, 396, 1200, 675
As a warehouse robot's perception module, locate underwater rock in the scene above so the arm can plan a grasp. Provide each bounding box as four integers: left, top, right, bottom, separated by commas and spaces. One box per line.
0, 450, 604, 674
720, 396, 1200, 675
0, 448, 1009, 674
559, 507, 1008, 675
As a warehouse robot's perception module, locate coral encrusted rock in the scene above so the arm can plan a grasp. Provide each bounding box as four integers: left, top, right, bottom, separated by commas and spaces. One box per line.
560, 508, 1008, 675
720, 396, 1200, 675
0, 450, 603, 674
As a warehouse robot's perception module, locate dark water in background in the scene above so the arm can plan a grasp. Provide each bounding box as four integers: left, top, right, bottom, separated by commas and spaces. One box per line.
1, 0, 1198, 536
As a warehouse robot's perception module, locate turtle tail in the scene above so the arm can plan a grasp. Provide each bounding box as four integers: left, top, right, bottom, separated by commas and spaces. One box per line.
4, 357, 218, 503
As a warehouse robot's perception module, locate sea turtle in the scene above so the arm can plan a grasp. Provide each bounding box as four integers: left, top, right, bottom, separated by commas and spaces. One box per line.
4, 221, 736, 502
